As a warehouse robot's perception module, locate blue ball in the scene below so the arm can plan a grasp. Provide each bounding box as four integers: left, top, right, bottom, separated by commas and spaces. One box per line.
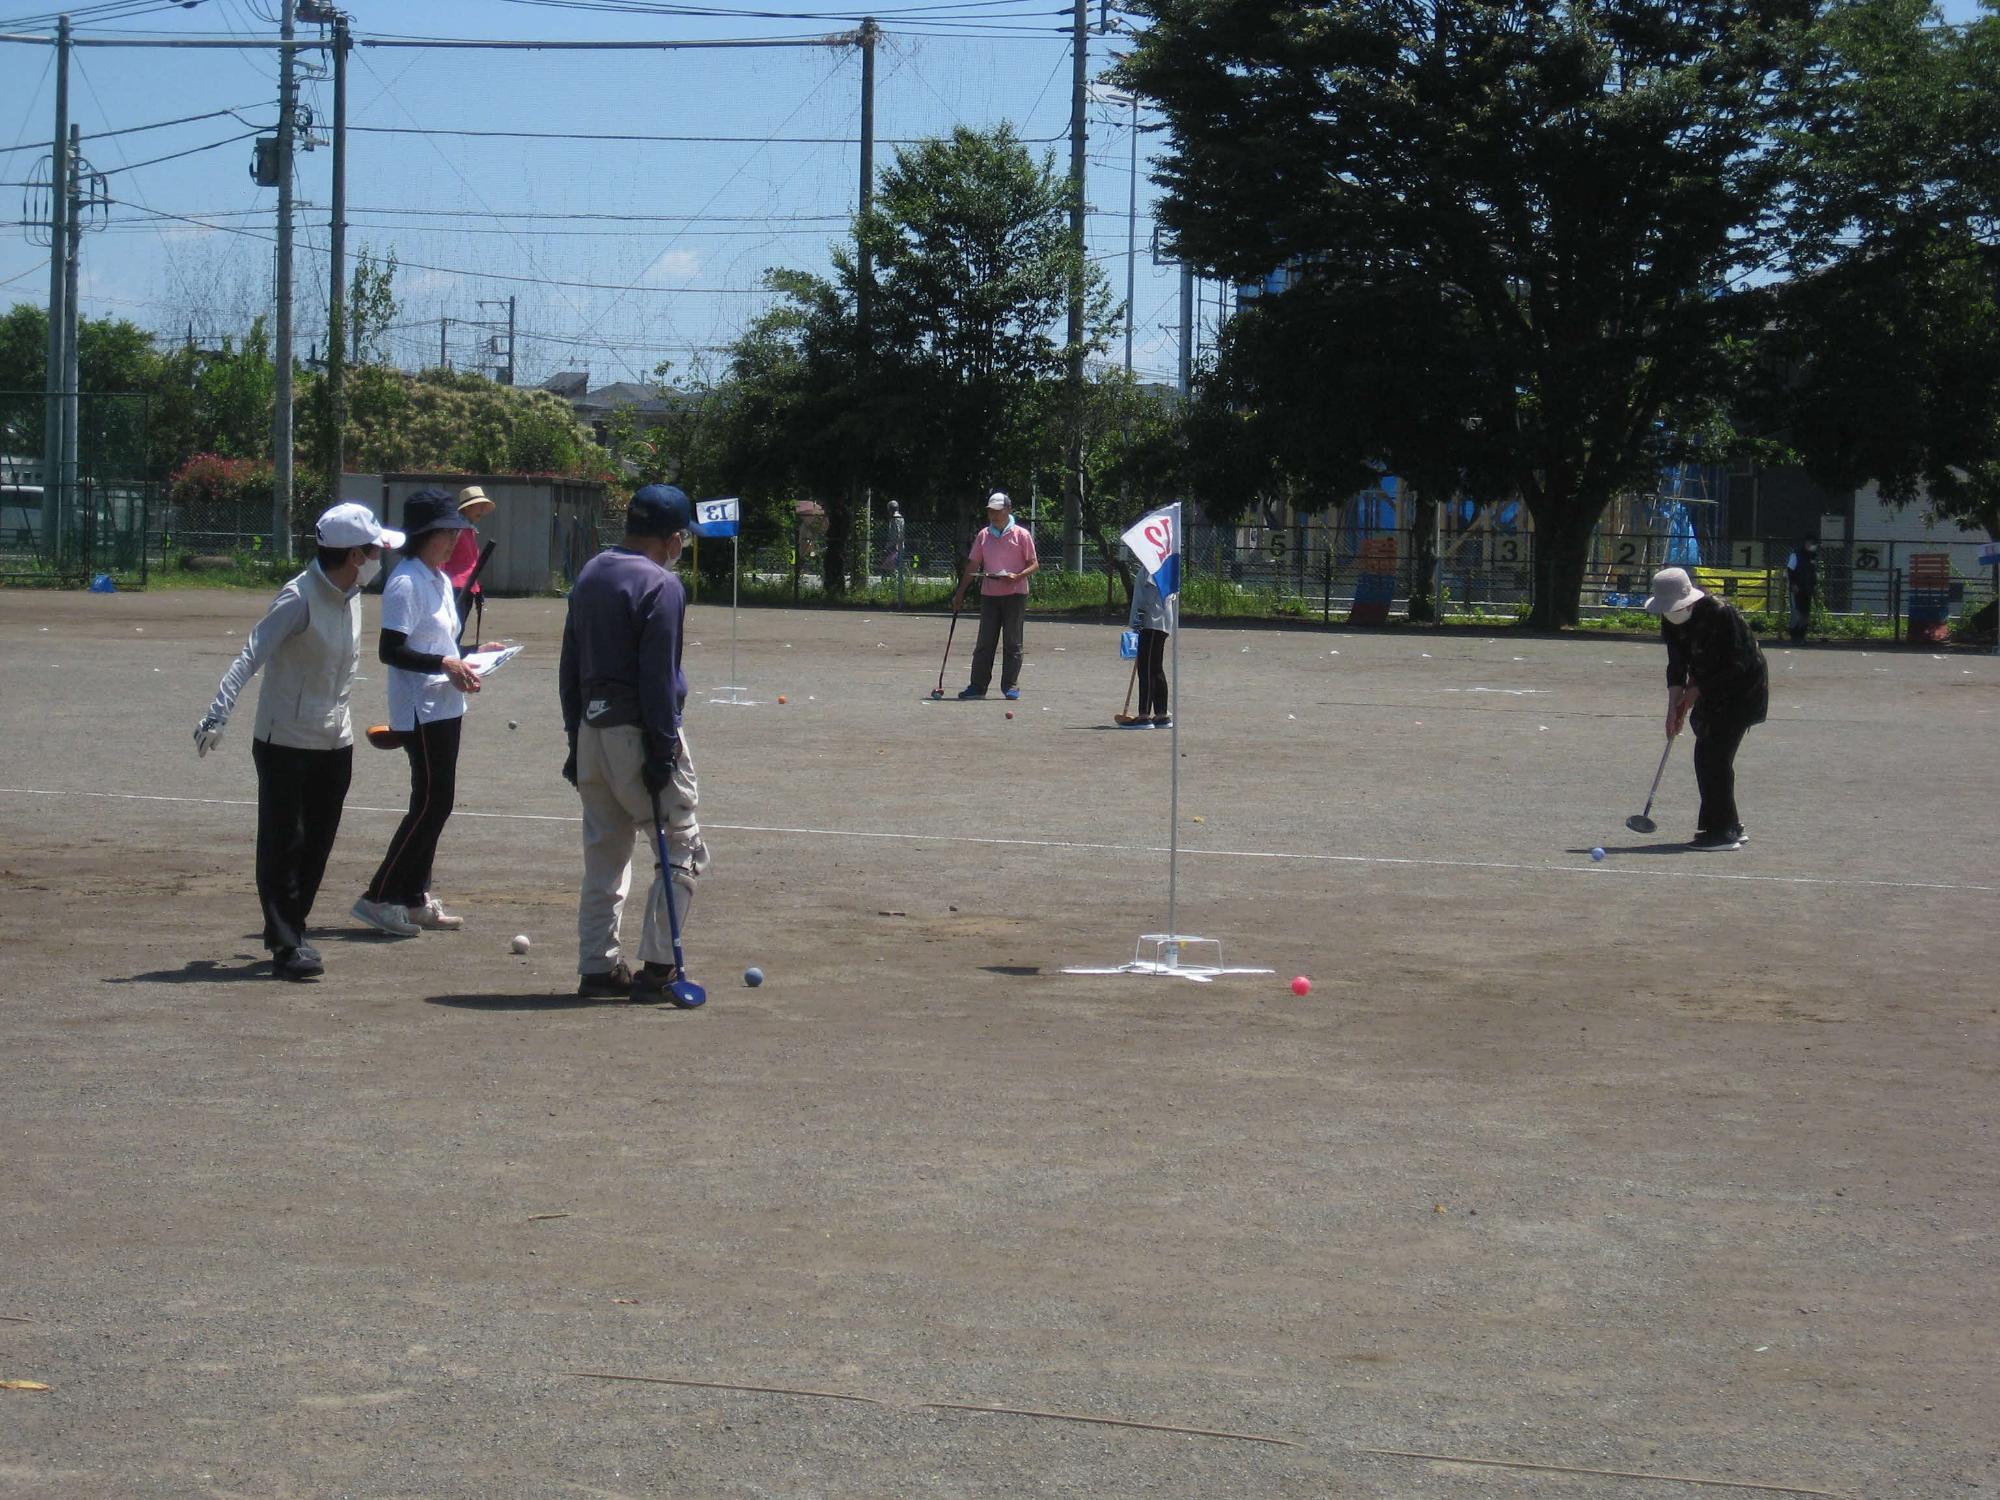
743, 966, 765, 988
1590, 847, 1606, 862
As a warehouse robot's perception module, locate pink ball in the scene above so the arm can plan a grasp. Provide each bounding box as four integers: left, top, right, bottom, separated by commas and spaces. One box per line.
1290, 975, 1312, 997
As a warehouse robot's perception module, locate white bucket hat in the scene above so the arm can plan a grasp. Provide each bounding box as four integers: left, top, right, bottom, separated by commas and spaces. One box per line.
1644, 566, 1705, 624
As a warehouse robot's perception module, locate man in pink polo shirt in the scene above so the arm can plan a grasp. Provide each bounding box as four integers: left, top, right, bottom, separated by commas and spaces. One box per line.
950, 490, 1039, 700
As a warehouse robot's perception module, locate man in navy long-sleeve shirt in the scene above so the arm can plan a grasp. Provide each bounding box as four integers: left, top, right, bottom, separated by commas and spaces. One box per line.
559, 484, 712, 1002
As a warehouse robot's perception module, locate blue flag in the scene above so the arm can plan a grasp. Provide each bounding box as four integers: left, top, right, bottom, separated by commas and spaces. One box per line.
692, 496, 741, 539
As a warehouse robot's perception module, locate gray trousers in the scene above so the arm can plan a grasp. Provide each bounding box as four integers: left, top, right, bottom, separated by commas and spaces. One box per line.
968, 591, 1027, 693
574, 724, 710, 975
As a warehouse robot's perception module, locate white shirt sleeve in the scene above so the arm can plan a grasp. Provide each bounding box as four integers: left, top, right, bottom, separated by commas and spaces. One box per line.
379, 566, 418, 635
206, 583, 309, 726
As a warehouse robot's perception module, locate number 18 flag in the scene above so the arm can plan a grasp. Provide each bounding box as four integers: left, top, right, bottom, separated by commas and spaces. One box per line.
1120, 502, 1181, 599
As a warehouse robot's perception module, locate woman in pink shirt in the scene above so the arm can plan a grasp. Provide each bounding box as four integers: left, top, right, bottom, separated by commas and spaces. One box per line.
950, 490, 1039, 700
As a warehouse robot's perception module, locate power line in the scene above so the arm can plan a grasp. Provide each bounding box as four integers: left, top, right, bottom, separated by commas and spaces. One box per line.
346, 122, 1064, 145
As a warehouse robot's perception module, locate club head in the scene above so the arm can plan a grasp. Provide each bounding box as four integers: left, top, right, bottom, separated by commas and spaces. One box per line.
1625, 814, 1657, 834
365, 725, 404, 750
669, 978, 707, 1009
929, 688, 944, 699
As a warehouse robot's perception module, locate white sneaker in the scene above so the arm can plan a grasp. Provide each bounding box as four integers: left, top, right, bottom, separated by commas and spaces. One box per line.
411, 896, 463, 931
352, 896, 421, 936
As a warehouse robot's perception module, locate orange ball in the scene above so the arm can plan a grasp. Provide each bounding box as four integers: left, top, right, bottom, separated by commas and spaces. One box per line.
777, 695, 787, 704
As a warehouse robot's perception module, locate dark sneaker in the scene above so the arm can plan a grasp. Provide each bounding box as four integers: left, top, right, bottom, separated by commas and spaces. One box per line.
577, 962, 633, 998
956, 686, 985, 700
1150, 715, 1173, 729
629, 961, 682, 1004
294, 941, 323, 964
1689, 830, 1742, 852
1728, 825, 1750, 844
273, 946, 323, 981
1002, 687, 1021, 700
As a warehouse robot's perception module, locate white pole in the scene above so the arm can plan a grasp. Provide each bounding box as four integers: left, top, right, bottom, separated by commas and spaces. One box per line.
730, 530, 740, 697
1166, 600, 1179, 950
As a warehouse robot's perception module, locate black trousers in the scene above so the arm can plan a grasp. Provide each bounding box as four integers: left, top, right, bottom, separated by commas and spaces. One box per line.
1692, 712, 1751, 836
365, 715, 462, 908
968, 592, 1027, 693
251, 739, 353, 953
1136, 628, 1169, 717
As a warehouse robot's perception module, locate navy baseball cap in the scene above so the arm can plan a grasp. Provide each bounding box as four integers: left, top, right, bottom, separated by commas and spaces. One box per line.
628, 483, 693, 538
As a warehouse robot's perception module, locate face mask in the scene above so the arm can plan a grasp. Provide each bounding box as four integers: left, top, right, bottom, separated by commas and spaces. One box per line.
357, 554, 382, 588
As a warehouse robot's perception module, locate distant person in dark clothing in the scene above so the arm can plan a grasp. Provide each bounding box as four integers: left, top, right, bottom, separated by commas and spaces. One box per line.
1785, 537, 1819, 643
1646, 567, 1769, 852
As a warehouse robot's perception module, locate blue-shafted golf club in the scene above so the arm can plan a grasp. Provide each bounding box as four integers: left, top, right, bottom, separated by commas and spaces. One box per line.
646, 785, 706, 1008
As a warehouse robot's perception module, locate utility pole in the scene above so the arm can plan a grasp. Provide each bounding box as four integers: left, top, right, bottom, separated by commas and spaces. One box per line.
1124, 92, 1137, 381
1064, 0, 1088, 571
856, 18, 877, 351
61, 123, 82, 557
323, 4, 349, 505
40, 15, 70, 555
1177, 265, 1193, 397
478, 296, 516, 383
272, 0, 298, 560
439, 315, 449, 369
856, 17, 877, 587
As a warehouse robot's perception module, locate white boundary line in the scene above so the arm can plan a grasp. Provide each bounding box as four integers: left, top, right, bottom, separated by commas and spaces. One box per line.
1, 785, 1992, 895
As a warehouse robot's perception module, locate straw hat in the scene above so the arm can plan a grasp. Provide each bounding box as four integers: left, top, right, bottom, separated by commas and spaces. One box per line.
456, 484, 497, 521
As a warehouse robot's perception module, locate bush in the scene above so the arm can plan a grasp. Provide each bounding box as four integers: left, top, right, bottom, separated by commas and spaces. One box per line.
169, 452, 275, 509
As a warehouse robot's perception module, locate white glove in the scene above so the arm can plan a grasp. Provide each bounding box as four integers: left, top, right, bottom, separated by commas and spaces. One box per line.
194, 714, 226, 757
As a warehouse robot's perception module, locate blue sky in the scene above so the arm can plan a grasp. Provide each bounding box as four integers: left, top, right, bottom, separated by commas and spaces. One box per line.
0, 0, 1987, 392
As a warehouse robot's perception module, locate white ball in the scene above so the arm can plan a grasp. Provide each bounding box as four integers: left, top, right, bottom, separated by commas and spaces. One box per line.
510, 934, 531, 954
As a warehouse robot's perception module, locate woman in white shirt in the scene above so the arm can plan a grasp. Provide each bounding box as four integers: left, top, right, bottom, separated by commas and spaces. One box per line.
352, 489, 489, 936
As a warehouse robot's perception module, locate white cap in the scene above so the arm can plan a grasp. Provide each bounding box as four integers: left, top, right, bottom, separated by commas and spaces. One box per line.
316, 501, 404, 550
986, 491, 1010, 511
1643, 566, 1705, 625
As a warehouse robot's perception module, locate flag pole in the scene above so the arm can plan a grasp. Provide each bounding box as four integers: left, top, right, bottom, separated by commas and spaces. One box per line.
730, 529, 740, 702
1167, 596, 1179, 951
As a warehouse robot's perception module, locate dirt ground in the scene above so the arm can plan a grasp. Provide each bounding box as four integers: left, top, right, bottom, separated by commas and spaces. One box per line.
1, 586, 1995, 1500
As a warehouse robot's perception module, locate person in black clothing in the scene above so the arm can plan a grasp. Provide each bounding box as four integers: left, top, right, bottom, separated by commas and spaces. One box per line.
1785, 537, 1819, 643
1645, 567, 1769, 851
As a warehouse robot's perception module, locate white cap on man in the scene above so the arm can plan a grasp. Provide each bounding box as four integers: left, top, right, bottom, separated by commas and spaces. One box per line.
987, 491, 1010, 511
316, 501, 404, 551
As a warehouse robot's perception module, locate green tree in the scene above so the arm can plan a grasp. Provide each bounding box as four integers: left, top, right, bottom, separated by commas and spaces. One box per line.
1121, 0, 1813, 626
346, 245, 399, 366
859, 124, 1114, 540
1761, 0, 2000, 539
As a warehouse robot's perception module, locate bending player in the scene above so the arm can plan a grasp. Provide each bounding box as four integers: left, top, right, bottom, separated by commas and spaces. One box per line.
193, 502, 402, 980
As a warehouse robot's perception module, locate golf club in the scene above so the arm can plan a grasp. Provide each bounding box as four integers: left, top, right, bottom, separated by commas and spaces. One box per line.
1114, 659, 1139, 726
1625, 734, 1677, 833
929, 591, 967, 699
645, 784, 707, 1008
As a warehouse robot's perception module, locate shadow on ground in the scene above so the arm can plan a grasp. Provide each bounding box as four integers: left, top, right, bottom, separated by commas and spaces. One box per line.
106, 957, 271, 985
424, 992, 667, 1012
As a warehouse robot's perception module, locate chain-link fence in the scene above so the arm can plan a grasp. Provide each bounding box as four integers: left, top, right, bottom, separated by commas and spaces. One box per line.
675, 505, 1995, 638
0, 390, 156, 585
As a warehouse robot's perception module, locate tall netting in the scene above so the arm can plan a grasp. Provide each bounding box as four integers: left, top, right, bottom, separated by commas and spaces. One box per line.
0, 390, 153, 583
255, 28, 1125, 390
